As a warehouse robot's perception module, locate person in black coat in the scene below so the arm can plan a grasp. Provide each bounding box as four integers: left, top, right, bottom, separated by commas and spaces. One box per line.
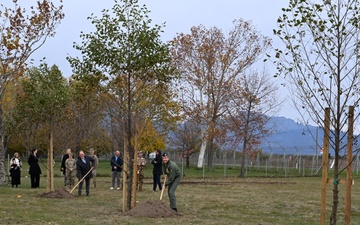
60, 148, 71, 187
151, 149, 163, 192
10, 152, 22, 188
76, 150, 94, 196
28, 149, 42, 188
110, 150, 123, 190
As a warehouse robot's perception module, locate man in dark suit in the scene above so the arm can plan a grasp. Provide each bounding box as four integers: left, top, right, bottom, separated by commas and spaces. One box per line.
76, 150, 94, 196
110, 150, 123, 190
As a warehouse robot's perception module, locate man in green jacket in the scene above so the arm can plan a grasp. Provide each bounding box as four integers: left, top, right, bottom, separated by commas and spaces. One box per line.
162, 152, 180, 212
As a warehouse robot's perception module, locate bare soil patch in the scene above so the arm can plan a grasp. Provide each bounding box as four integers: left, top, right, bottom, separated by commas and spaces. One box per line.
39, 188, 75, 199
124, 200, 179, 218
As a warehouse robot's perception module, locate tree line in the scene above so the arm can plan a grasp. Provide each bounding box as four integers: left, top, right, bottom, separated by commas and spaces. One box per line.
3, 0, 360, 221
1, 0, 281, 211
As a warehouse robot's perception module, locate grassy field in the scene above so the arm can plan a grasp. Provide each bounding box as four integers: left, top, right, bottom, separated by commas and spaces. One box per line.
1, 160, 360, 225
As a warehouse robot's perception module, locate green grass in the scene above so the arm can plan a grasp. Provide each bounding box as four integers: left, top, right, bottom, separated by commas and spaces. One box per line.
1, 160, 360, 225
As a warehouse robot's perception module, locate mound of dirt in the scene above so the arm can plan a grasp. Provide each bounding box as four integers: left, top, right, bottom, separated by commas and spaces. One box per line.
124, 200, 179, 218
40, 188, 75, 199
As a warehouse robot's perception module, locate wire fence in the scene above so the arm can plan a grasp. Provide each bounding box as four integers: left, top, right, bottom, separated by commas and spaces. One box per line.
168, 150, 360, 178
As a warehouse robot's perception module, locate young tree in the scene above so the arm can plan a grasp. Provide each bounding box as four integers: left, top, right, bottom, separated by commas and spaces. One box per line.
67, 74, 110, 154
226, 69, 281, 177
171, 19, 271, 170
68, 0, 177, 211
0, 0, 64, 184
16, 64, 70, 192
271, 0, 360, 224
168, 120, 201, 169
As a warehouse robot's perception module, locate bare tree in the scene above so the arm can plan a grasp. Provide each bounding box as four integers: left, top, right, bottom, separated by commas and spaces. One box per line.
226, 68, 281, 177
168, 120, 201, 168
271, 0, 360, 224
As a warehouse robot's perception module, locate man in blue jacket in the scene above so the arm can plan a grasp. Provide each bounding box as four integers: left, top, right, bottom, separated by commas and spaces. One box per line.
110, 150, 123, 190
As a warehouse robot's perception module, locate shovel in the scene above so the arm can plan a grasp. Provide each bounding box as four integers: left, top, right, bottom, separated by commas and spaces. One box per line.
70, 167, 93, 194
160, 176, 167, 200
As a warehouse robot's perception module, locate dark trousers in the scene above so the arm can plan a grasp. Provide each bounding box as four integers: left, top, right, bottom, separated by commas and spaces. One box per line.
111, 171, 121, 188
11, 176, 21, 187
153, 173, 162, 191
11, 169, 21, 186
30, 174, 40, 188
78, 177, 90, 196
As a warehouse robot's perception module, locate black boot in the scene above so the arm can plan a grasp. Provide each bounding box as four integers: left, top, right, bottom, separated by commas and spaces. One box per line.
172, 208, 177, 212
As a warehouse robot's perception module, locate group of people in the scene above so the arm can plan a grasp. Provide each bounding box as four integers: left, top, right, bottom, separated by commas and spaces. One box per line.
9, 147, 98, 196
9, 149, 42, 188
60, 148, 98, 196
9, 147, 181, 211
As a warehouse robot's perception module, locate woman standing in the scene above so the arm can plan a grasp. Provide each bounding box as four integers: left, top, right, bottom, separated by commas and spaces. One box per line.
151, 149, 163, 192
28, 148, 42, 188
9, 152, 22, 188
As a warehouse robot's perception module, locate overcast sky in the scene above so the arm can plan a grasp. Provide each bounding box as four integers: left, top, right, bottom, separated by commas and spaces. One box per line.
12, 0, 300, 121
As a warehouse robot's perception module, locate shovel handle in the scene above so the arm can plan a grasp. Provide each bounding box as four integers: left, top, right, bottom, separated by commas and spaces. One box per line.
160, 176, 167, 200
70, 167, 93, 194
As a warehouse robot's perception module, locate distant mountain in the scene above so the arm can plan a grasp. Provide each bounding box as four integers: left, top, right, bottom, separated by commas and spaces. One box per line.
168, 116, 346, 156
261, 116, 336, 156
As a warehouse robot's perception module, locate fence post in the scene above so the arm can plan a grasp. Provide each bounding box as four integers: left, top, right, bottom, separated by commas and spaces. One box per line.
265, 159, 268, 177
303, 158, 305, 177
224, 154, 227, 178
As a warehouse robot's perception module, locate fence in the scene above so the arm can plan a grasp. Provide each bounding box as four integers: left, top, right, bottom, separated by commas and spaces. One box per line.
168, 150, 360, 178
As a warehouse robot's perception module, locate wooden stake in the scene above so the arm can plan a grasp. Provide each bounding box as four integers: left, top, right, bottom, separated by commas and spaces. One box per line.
345, 106, 354, 225
320, 108, 330, 225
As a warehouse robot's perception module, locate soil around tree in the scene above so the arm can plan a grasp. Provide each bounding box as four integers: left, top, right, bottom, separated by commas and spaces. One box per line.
39, 190, 179, 218
39, 188, 75, 199
124, 200, 179, 218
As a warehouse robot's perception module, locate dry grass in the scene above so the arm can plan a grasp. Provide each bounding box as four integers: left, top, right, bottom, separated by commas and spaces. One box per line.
1, 175, 360, 225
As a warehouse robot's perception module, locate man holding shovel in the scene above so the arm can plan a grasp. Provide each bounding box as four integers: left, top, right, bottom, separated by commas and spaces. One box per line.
76, 151, 95, 196
161, 152, 180, 212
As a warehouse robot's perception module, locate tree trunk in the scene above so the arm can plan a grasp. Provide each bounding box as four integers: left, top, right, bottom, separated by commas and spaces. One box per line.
197, 137, 207, 168
330, 128, 341, 225
126, 146, 134, 211
186, 156, 190, 169
239, 106, 251, 178
207, 140, 215, 171
0, 105, 5, 185
122, 141, 128, 212
197, 89, 206, 169
132, 128, 139, 208
240, 137, 248, 178
125, 70, 134, 212
240, 154, 246, 178
48, 128, 54, 191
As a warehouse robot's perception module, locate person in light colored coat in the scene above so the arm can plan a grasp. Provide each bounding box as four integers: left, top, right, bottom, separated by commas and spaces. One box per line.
10, 152, 22, 188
